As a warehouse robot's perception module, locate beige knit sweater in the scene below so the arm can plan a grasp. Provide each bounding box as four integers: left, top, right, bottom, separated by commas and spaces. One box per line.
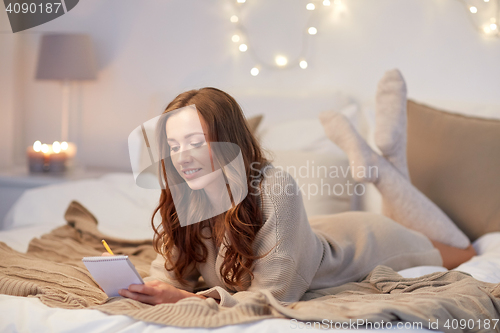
146, 165, 442, 307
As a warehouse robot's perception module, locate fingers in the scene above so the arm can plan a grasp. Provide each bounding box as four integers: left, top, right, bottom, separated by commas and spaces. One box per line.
118, 281, 184, 304
101, 252, 113, 256
118, 288, 155, 305
127, 284, 156, 295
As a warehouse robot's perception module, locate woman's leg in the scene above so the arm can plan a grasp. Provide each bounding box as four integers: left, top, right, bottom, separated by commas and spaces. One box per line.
319, 107, 471, 250
374, 69, 410, 181
372, 70, 476, 265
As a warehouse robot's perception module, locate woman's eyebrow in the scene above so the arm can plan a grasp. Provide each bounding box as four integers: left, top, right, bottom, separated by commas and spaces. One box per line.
167, 132, 205, 142
185, 132, 205, 139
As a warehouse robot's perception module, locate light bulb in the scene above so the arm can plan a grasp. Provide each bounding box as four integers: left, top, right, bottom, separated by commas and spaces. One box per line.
470, 6, 477, 13
323, 0, 331, 5
33, 140, 42, 152
484, 0, 490, 2
308, 27, 318, 35
41, 144, 49, 154
239, 44, 248, 52
250, 67, 259, 76
306, 3, 315, 10
230, 15, 239, 23
52, 141, 61, 153
275, 55, 288, 67
299, 61, 308, 69
232, 34, 240, 42
61, 141, 69, 150
491, 23, 498, 30
237, 0, 246, 3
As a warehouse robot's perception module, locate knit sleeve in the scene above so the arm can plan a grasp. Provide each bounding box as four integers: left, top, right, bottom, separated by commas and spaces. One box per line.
196, 167, 324, 307
195, 253, 310, 307
144, 253, 201, 293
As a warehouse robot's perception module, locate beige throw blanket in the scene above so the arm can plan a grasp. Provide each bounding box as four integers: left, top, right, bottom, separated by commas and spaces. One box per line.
1, 201, 499, 333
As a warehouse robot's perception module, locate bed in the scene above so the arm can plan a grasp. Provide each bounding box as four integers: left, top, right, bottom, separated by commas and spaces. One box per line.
1, 91, 500, 332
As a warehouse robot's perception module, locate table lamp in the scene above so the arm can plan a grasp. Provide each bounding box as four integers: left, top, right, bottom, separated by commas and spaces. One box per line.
33, 33, 97, 172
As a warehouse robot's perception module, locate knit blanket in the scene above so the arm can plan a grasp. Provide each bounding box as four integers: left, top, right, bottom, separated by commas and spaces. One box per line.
1, 201, 500, 333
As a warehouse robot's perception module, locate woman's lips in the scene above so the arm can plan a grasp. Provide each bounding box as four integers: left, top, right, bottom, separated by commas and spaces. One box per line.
182, 168, 202, 180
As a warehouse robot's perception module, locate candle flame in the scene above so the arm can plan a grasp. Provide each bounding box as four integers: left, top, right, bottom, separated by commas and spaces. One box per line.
53, 141, 61, 153
33, 140, 42, 152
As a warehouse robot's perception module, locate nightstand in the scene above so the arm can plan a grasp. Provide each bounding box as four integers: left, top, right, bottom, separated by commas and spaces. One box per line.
0, 165, 122, 228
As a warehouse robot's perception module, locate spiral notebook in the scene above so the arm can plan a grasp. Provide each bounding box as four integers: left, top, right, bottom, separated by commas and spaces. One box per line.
82, 255, 144, 297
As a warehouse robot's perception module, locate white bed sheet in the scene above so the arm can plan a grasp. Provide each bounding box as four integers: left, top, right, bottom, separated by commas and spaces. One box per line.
0, 294, 436, 333
2, 227, 500, 333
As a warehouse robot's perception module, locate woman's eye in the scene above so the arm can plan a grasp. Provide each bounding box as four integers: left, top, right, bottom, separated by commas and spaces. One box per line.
170, 146, 180, 152
191, 142, 204, 148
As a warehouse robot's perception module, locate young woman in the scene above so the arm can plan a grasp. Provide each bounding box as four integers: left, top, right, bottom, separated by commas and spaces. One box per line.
117, 71, 476, 307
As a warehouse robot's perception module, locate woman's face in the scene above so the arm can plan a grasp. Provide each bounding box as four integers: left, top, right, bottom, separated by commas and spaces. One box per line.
165, 106, 220, 191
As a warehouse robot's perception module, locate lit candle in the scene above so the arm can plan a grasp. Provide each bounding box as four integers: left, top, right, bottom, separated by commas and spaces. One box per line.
48, 141, 67, 172
27, 140, 46, 173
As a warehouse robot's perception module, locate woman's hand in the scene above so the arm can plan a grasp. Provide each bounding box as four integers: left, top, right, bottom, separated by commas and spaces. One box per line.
118, 280, 206, 305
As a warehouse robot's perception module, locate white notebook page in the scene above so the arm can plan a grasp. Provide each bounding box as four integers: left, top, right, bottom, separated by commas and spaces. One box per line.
82, 255, 144, 297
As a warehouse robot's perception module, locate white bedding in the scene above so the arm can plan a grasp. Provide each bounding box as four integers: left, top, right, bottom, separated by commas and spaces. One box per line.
2, 173, 500, 332
2, 228, 500, 333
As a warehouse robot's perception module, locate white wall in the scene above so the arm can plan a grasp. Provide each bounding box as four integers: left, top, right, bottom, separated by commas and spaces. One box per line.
0, 10, 15, 168
1, 0, 499, 170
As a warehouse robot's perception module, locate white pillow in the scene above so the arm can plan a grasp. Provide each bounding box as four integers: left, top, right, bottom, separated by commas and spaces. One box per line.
255, 104, 365, 215
268, 150, 358, 217
232, 89, 355, 126
258, 104, 361, 155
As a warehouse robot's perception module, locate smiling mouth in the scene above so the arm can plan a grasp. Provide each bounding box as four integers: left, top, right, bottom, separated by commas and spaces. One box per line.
183, 168, 202, 175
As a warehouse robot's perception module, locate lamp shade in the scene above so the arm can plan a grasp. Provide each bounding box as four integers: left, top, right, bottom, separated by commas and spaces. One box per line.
35, 33, 97, 81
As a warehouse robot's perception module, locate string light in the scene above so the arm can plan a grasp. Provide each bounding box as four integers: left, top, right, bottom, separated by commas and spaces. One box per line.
460, 0, 500, 37
275, 55, 288, 67
228, 0, 338, 74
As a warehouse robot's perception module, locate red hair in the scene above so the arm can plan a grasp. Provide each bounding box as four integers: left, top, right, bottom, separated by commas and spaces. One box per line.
151, 87, 270, 289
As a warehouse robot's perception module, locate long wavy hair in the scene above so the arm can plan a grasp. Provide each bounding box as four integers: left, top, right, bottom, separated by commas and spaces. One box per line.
151, 87, 270, 290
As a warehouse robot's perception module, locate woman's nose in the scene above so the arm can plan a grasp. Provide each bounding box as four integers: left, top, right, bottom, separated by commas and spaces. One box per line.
176, 147, 193, 164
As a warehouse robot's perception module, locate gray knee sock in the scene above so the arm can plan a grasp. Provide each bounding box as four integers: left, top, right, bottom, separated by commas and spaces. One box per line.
375, 69, 409, 180
319, 110, 471, 249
